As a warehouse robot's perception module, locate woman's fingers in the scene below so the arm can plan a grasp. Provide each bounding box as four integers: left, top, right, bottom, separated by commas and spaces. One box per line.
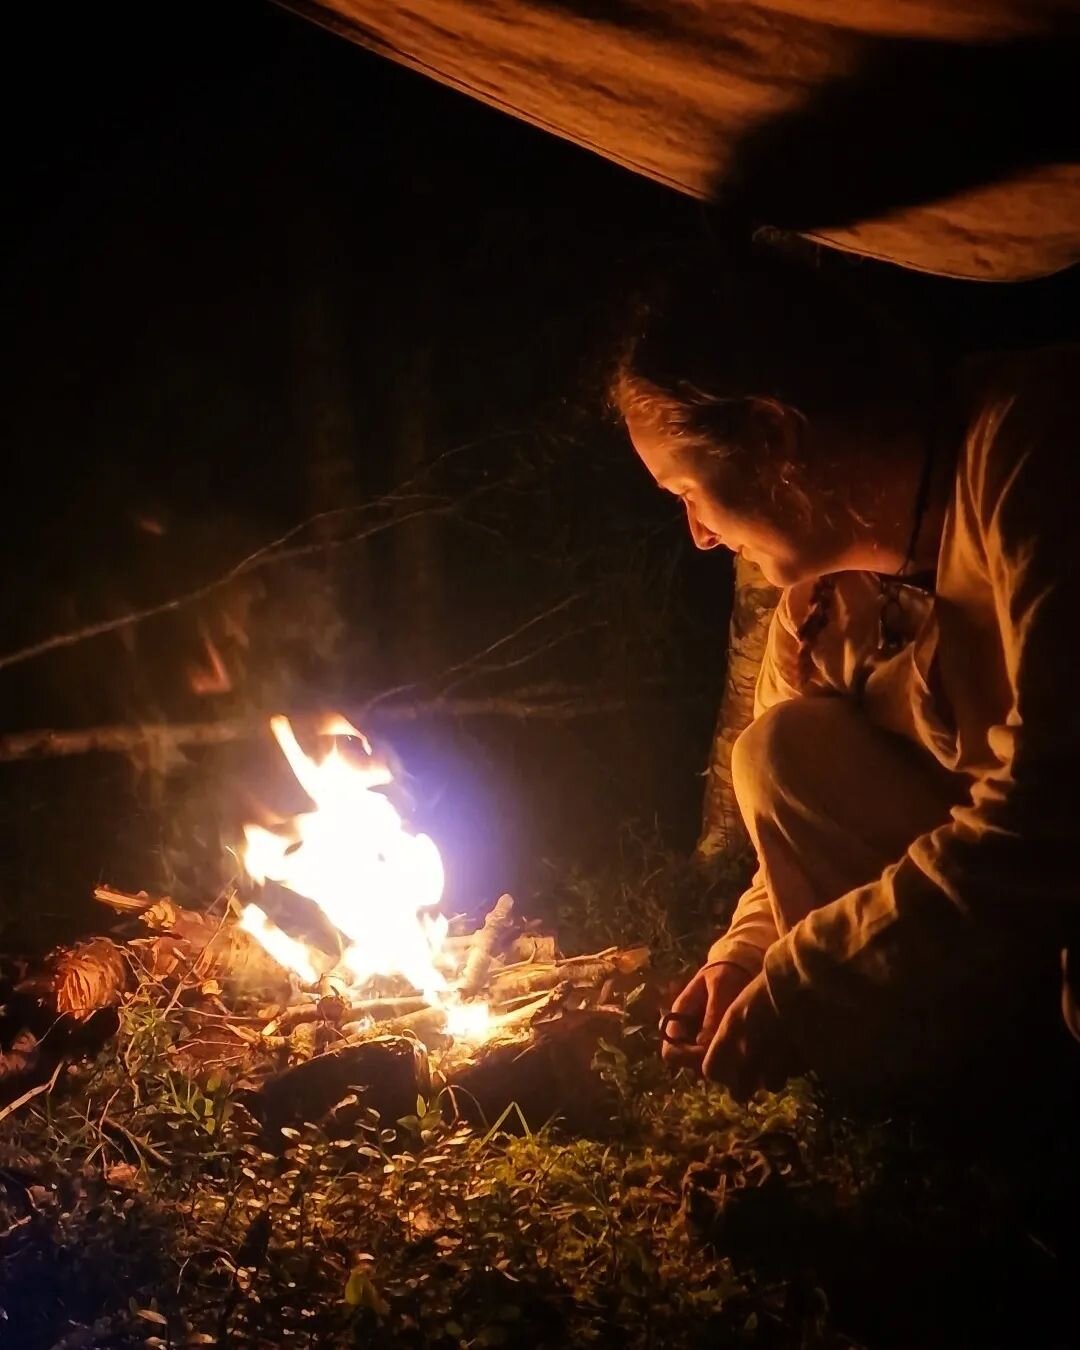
660, 972, 707, 1064
660, 963, 752, 1067
702, 973, 793, 1098
699, 964, 752, 1049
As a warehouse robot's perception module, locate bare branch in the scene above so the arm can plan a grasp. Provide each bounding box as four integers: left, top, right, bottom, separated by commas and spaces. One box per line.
438, 622, 599, 697
0, 499, 451, 677
360, 592, 585, 716
0, 420, 522, 678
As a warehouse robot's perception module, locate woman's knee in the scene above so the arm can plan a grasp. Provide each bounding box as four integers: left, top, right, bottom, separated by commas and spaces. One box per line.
732, 697, 862, 824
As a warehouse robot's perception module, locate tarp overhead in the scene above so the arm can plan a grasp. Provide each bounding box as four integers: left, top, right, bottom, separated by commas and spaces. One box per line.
284, 0, 1078, 280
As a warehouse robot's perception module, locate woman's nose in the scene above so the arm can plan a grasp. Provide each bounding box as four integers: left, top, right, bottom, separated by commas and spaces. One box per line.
685, 503, 720, 551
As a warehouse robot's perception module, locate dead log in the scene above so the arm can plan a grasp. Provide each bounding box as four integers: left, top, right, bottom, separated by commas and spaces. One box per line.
8, 895, 294, 1044
52, 939, 129, 1018
445, 1007, 624, 1135
249, 1034, 428, 1137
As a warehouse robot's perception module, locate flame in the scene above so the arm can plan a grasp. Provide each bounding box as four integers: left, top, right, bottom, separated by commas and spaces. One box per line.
239, 902, 320, 986
239, 715, 489, 1034
443, 999, 492, 1041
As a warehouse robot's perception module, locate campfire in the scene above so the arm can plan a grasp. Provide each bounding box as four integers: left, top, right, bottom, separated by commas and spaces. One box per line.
2, 716, 651, 1135
235, 714, 496, 1041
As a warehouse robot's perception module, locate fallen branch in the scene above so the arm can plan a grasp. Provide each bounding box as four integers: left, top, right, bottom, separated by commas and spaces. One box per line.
0, 694, 640, 761
250, 1034, 428, 1136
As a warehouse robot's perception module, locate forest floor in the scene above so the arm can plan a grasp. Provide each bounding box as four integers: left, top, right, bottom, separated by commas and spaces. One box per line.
1, 847, 1077, 1350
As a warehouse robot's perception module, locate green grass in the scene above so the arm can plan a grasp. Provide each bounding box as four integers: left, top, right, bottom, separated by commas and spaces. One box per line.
1, 848, 1076, 1349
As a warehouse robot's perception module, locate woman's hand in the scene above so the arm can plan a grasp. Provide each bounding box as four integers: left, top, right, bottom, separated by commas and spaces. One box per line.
702, 973, 797, 1099
660, 961, 752, 1068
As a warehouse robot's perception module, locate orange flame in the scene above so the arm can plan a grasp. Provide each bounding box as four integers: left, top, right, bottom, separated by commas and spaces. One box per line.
239, 716, 488, 1033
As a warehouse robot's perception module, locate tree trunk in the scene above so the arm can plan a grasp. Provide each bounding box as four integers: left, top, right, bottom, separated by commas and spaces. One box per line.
696, 556, 779, 858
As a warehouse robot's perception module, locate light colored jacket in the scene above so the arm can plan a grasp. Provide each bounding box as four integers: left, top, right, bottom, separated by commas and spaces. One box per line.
710, 347, 1080, 1071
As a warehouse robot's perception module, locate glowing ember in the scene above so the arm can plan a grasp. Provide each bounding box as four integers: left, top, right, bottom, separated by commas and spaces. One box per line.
443, 999, 493, 1041
240, 715, 489, 1035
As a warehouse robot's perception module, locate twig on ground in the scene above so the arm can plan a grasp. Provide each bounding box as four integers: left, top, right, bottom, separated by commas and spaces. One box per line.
0, 1060, 63, 1125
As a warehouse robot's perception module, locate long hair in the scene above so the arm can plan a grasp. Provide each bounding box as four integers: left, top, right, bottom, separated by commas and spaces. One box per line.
612, 244, 928, 507
611, 244, 928, 684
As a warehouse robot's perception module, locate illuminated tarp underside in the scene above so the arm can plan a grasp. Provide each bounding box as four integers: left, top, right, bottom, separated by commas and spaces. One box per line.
282, 0, 1078, 281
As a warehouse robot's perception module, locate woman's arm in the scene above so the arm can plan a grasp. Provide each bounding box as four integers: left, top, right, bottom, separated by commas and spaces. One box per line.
708, 571, 885, 974
761, 357, 1080, 1081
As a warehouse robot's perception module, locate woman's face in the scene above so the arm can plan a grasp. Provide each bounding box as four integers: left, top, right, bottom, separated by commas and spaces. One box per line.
625, 409, 827, 588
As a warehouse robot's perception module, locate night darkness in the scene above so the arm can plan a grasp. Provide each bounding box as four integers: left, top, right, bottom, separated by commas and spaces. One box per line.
0, 1, 1074, 950
1, 7, 1078, 1346
0, 0, 725, 948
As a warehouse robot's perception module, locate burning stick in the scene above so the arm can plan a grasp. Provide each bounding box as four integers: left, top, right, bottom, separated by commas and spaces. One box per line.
457, 893, 515, 997
90, 889, 300, 999
343, 1004, 451, 1047
263, 995, 428, 1038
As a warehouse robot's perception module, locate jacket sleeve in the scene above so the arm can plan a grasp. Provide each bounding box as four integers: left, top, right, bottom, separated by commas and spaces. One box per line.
763, 363, 1080, 1077
707, 588, 813, 974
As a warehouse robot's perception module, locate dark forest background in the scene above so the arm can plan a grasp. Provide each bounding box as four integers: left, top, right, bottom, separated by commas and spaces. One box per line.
0, 0, 1073, 952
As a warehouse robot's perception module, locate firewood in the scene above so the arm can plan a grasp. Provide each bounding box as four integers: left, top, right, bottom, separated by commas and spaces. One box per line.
262, 995, 427, 1038
342, 1004, 449, 1048
483, 946, 649, 1004
14, 939, 130, 1021
504, 932, 557, 964
458, 894, 515, 997
128, 900, 296, 997
93, 885, 156, 914
94, 890, 299, 997
440, 926, 555, 966
445, 1006, 623, 1135
50, 939, 129, 1019
249, 1034, 428, 1137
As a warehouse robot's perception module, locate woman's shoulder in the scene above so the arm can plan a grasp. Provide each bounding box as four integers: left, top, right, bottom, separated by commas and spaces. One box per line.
959, 344, 1080, 507
962, 344, 1080, 433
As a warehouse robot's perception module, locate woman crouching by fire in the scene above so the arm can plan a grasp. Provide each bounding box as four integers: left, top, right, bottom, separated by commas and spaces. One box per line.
612, 248, 1079, 1103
